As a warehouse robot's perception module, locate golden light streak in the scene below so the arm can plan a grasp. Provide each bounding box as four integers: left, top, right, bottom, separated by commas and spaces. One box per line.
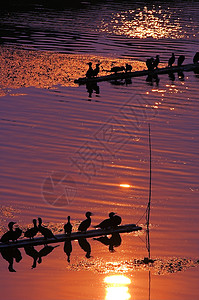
104, 275, 131, 300
119, 184, 132, 188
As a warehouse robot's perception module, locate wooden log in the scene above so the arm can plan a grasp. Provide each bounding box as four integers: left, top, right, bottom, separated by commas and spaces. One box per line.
74, 63, 199, 85
0, 224, 142, 250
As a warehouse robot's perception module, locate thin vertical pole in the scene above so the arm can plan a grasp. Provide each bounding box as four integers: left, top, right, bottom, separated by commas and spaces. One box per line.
146, 123, 152, 258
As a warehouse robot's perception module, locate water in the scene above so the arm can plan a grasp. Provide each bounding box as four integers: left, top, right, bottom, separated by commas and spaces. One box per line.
0, 1, 199, 299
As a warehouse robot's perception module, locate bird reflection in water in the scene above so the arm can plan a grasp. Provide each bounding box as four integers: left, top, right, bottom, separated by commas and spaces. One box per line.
94, 233, 121, 252
0, 247, 22, 272
178, 70, 184, 81
86, 82, 100, 99
64, 239, 72, 263
146, 73, 160, 87
78, 238, 91, 258
168, 71, 175, 82
104, 275, 131, 300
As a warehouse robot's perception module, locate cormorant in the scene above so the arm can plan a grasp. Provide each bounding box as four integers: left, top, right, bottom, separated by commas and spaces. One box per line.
112, 213, 122, 227
193, 52, 199, 64
78, 212, 92, 232
153, 55, 160, 69
64, 216, 72, 235
168, 53, 175, 67
38, 217, 57, 240
24, 219, 38, 240
95, 212, 115, 229
110, 66, 125, 74
0, 222, 16, 243
125, 63, 132, 72
86, 62, 94, 79
92, 63, 100, 77
12, 227, 22, 242
177, 55, 185, 66
146, 58, 154, 71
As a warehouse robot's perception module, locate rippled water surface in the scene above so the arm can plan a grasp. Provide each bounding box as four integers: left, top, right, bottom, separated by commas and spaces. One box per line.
0, 1, 199, 299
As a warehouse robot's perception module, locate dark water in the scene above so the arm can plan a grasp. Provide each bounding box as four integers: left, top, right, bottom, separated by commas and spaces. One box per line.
0, 1, 199, 300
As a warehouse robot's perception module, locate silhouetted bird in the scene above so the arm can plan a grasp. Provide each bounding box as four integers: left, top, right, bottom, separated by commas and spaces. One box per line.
92, 63, 100, 77
86, 62, 94, 79
193, 52, 199, 64
64, 240, 72, 263
125, 63, 132, 72
153, 55, 160, 69
95, 212, 116, 229
78, 237, 91, 258
12, 227, 22, 242
178, 55, 185, 66
168, 53, 175, 67
112, 213, 122, 227
38, 245, 59, 264
109, 233, 122, 252
78, 212, 92, 232
64, 216, 72, 235
24, 219, 38, 240
38, 217, 57, 240
0, 222, 16, 243
0, 247, 22, 272
111, 66, 125, 74
146, 58, 154, 71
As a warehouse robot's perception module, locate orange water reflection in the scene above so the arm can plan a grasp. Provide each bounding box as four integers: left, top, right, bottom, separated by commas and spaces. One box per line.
104, 275, 131, 300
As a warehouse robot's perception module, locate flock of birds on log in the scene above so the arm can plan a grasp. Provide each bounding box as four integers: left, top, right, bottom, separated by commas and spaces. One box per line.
85, 52, 199, 78
0, 212, 122, 244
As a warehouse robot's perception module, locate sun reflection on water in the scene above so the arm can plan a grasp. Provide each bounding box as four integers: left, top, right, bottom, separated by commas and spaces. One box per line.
104, 275, 131, 300
100, 6, 183, 39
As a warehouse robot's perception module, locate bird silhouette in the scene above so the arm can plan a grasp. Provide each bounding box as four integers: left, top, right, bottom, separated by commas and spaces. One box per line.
86, 62, 94, 78
0, 247, 22, 272
38, 217, 57, 240
177, 55, 185, 66
78, 212, 92, 232
146, 58, 154, 71
64, 216, 72, 236
111, 213, 122, 227
153, 55, 160, 69
0, 222, 16, 243
110, 66, 125, 74
24, 219, 38, 239
125, 63, 132, 72
95, 212, 115, 229
94, 233, 122, 252
92, 63, 100, 77
193, 52, 199, 64
168, 53, 175, 67
12, 227, 22, 242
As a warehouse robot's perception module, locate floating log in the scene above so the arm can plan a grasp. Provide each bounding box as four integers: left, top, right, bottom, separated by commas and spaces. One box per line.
74, 63, 199, 85
0, 224, 142, 250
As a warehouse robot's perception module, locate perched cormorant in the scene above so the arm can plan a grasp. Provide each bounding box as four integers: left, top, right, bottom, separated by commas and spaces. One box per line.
78, 212, 92, 232
12, 227, 22, 242
38, 217, 57, 240
168, 53, 175, 67
153, 55, 160, 69
177, 55, 185, 66
95, 212, 116, 229
146, 58, 154, 71
24, 219, 38, 240
0, 222, 16, 243
86, 62, 94, 79
92, 63, 100, 77
125, 63, 132, 72
193, 52, 199, 64
64, 216, 72, 235
110, 66, 125, 74
112, 213, 122, 227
